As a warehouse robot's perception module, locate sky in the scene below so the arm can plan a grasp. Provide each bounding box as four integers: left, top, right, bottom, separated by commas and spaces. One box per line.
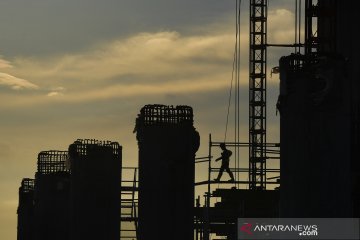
0, 0, 299, 239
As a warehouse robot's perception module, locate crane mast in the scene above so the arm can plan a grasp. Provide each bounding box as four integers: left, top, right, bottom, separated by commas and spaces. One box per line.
249, 0, 267, 190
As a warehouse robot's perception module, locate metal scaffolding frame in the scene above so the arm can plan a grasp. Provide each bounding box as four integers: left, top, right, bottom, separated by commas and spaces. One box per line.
194, 134, 280, 240
304, 0, 319, 60
120, 167, 138, 239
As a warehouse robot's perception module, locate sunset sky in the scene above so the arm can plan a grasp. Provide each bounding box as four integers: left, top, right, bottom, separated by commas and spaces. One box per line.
1, 0, 298, 239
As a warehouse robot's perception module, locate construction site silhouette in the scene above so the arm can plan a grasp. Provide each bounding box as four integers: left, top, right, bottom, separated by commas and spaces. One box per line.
16, 1, 359, 240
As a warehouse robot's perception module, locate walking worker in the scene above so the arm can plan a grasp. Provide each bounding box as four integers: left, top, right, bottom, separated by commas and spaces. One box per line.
214, 143, 235, 182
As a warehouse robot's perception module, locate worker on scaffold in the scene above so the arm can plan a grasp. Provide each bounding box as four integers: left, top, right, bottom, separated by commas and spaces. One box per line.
214, 143, 235, 182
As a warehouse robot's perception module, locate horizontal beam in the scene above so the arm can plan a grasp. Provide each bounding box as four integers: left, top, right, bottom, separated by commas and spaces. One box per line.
211, 141, 280, 147
195, 180, 279, 186
210, 167, 280, 173
267, 43, 304, 47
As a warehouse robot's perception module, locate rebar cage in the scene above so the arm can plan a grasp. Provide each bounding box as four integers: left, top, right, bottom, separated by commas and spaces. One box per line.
70, 139, 121, 157
20, 178, 35, 193
137, 104, 193, 126
37, 151, 69, 174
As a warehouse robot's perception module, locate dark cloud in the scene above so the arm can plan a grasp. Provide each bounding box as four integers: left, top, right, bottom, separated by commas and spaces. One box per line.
0, 0, 234, 56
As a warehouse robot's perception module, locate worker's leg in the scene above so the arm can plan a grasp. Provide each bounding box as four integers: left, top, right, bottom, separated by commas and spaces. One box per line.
226, 167, 235, 181
215, 165, 225, 181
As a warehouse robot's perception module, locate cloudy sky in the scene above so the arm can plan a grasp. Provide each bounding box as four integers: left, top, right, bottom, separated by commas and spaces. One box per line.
0, 0, 298, 239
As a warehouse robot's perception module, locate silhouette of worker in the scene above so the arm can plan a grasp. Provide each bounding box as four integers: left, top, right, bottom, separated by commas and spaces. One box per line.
214, 143, 235, 182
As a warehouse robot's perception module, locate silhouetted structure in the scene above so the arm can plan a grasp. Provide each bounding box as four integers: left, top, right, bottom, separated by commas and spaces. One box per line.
15, 1, 360, 240
120, 167, 138, 239
33, 151, 71, 240
195, 189, 279, 240
17, 140, 122, 240
68, 139, 121, 240
135, 104, 200, 240
279, 0, 360, 217
249, 0, 268, 190
17, 178, 35, 240
194, 138, 280, 240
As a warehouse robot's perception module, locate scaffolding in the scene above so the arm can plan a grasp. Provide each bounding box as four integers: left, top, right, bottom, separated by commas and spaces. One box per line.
194, 135, 280, 240
120, 167, 138, 239
304, 0, 319, 60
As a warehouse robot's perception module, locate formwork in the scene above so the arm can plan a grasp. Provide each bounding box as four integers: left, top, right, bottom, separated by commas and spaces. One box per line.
17, 178, 35, 240
135, 104, 200, 240
33, 150, 71, 240
68, 139, 121, 240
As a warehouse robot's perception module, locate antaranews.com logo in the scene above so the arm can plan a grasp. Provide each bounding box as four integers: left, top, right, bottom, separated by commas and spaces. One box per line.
237, 218, 359, 240
240, 222, 318, 237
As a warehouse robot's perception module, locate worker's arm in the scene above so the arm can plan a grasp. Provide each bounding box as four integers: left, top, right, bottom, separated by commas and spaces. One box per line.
215, 156, 222, 162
